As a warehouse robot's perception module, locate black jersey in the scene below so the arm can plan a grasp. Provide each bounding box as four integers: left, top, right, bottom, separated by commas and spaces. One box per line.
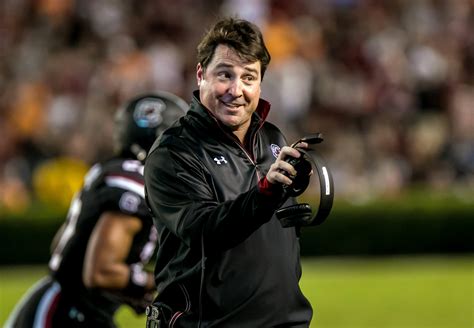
48, 157, 157, 317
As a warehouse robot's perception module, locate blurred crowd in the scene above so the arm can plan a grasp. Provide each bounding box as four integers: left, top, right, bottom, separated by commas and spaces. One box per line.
1, 0, 473, 214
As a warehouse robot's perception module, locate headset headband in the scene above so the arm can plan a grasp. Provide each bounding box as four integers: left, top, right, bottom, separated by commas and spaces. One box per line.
276, 134, 335, 227
299, 147, 334, 225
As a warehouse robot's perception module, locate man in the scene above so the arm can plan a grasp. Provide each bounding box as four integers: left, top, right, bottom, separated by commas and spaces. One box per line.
6, 91, 188, 328
144, 17, 313, 327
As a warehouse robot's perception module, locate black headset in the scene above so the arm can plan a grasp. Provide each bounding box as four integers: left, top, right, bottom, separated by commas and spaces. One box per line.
275, 134, 335, 227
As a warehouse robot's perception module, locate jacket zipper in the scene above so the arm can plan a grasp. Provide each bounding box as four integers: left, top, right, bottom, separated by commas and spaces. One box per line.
209, 111, 266, 182
230, 121, 266, 182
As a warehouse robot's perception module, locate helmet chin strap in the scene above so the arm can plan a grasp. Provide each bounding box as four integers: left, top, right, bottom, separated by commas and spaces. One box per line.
131, 144, 147, 162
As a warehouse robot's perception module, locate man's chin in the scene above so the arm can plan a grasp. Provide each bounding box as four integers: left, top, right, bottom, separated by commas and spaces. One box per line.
218, 118, 241, 130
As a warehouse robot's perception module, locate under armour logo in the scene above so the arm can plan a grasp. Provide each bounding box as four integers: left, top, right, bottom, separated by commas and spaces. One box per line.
213, 156, 228, 165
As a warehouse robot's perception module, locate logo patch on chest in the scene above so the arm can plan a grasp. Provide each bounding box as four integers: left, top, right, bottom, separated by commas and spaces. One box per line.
270, 144, 281, 158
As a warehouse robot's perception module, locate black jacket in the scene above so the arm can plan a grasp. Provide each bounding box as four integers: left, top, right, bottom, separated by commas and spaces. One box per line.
144, 91, 312, 327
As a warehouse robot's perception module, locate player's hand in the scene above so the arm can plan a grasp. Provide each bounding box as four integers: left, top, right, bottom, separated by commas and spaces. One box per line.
122, 290, 155, 314
105, 289, 156, 315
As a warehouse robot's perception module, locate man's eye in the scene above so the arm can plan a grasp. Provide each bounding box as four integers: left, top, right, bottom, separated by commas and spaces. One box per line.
217, 72, 231, 79
243, 75, 256, 83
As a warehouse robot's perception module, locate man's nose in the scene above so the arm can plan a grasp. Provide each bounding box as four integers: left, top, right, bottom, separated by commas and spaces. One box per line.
228, 78, 243, 97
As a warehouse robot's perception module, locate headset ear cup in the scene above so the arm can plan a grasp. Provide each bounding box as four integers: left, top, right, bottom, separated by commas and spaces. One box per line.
287, 156, 312, 197
276, 204, 313, 228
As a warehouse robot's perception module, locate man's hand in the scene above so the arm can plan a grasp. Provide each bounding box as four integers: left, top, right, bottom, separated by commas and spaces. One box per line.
266, 142, 311, 187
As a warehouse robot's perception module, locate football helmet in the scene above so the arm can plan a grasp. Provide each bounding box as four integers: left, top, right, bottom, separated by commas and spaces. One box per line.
114, 91, 188, 161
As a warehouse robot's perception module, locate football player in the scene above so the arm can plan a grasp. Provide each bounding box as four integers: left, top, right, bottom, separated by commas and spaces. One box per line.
5, 91, 188, 328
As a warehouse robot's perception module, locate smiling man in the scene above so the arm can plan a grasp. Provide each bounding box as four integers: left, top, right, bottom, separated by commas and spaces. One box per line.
197, 44, 262, 142
144, 17, 313, 327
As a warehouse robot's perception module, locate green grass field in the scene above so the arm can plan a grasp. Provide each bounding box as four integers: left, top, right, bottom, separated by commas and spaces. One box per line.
1, 256, 472, 328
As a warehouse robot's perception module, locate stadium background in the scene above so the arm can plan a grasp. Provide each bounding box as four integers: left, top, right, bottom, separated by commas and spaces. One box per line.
0, 0, 473, 327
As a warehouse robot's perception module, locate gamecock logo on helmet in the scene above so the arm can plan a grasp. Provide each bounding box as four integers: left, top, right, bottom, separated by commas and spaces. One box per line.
133, 98, 166, 128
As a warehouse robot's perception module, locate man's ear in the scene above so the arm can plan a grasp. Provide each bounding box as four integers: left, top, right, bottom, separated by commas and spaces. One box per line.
196, 63, 203, 86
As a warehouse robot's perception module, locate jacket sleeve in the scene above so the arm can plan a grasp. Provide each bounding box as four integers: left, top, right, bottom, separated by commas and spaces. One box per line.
144, 142, 285, 253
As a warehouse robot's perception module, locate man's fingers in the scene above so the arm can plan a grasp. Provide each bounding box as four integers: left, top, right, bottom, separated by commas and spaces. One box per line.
266, 143, 311, 185
278, 160, 297, 177
268, 170, 293, 186
279, 146, 301, 161
267, 160, 297, 185
290, 141, 309, 148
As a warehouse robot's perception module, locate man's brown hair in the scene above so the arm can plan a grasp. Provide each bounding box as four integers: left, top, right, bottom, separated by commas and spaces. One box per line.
196, 17, 271, 80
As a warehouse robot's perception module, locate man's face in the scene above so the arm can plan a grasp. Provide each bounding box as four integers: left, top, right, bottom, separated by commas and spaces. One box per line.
197, 45, 261, 134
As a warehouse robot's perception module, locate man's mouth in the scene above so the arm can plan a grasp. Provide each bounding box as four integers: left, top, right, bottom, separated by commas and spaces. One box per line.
220, 100, 244, 108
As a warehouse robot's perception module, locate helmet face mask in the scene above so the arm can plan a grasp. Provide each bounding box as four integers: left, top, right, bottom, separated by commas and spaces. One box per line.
114, 92, 188, 161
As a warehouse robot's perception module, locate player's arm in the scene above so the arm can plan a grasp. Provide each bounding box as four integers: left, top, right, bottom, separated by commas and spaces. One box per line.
83, 211, 154, 292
